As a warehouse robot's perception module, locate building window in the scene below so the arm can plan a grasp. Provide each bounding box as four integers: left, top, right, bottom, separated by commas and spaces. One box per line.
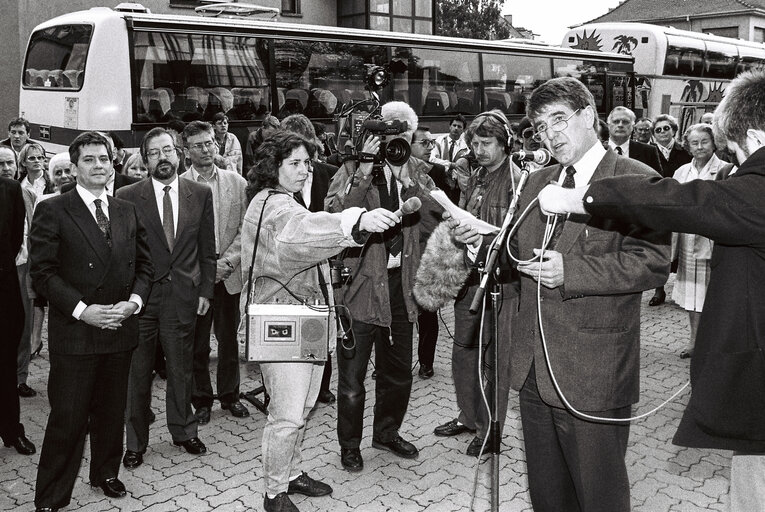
282, 0, 301, 15
703, 26, 739, 39
755, 27, 765, 43
339, 0, 434, 34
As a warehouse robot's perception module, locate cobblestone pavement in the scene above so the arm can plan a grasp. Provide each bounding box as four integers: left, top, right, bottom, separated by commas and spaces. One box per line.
1, 278, 731, 512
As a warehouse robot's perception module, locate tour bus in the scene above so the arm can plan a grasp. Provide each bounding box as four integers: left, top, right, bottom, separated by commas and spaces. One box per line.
562, 22, 765, 132
21, 4, 635, 156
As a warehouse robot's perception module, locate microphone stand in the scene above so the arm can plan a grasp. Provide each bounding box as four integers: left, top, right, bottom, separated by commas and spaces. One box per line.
468, 160, 532, 512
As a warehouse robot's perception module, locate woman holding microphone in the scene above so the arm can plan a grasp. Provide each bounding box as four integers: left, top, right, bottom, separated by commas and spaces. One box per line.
241, 130, 397, 512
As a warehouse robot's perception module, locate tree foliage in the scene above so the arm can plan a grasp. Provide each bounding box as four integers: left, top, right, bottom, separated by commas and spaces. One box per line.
436, 0, 510, 40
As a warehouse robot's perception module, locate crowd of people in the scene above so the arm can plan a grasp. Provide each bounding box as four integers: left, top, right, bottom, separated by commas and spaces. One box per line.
1, 69, 763, 512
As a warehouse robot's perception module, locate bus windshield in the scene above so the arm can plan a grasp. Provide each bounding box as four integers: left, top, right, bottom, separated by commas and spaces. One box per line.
24, 24, 92, 90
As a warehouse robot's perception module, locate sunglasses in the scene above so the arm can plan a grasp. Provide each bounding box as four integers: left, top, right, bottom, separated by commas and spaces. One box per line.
654, 126, 672, 133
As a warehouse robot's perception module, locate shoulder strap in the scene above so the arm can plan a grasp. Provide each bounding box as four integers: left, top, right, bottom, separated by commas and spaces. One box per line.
245, 190, 281, 305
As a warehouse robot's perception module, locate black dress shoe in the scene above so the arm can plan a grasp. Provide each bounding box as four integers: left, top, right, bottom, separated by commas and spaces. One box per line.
195, 406, 211, 425
95, 477, 127, 498
418, 364, 434, 379
122, 450, 143, 469
648, 290, 666, 306
287, 471, 332, 497
35, 508, 58, 512
264, 492, 299, 512
221, 400, 250, 418
434, 419, 475, 437
18, 383, 37, 397
173, 437, 207, 454
340, 447, 363, 472
317, 389, 336, 404
466, 436, 491, 457
372, 435, 419, 459
4, 434, 35, 455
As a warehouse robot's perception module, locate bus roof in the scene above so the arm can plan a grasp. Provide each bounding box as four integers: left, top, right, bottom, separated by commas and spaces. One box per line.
33, 6, 633, 63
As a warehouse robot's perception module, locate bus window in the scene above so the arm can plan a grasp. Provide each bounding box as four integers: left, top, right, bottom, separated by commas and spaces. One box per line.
393, 47, 480, 117
554, 58, 610, 113
704, 40, 738, 79
481, 54, 551, 116
663, 36, 705, 77
273, 40, 388, 119
131, 31, 270, 123
737, 48, 765, 74
24, 24, 92, 90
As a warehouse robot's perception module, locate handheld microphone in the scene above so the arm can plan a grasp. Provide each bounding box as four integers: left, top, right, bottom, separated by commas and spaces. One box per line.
393, 197, 422, 219
512, 149, 551, 166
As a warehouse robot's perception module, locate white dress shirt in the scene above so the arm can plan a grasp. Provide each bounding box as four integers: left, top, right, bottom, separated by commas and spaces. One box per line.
556, 142, 606, 187
151, 176, 179, 235
71, 185, 143, 319
608, 140, 629, 158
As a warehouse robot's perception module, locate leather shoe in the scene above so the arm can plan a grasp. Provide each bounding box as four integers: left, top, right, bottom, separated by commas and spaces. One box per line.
287, 471, 332, 497
466, 436, 491, 457
122, 450, 143, 469
648, 291, 666, 306
372, 435, 419, 459
317, 389, 336, 404
35, 508, 58, 512
4, 434, 35, 455
94, 477, 127, 498
340, 447, 363, 472
18, 383, 37, 397
418, 364, 434, 379
195, 406, 211, 425
434, 419, 475, 437
263, 492, 299, 512
221, 400, 250, 418
173, 437, 207, 454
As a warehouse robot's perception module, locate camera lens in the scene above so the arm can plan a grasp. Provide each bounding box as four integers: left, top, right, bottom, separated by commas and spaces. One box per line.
383, 138, 411, 166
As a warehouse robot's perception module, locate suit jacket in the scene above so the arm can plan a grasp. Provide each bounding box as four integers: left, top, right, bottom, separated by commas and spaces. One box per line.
583, 145, 765, 452
627, 140, 663, 176
511, 150, 670, 411
61, 172, 140, 194
117, 177, 216, 324
28, 190, 153, 354
180, 166, 248, 294
0, 177, 24, 274
0, 178, 24, 345
654, 141, 692, 178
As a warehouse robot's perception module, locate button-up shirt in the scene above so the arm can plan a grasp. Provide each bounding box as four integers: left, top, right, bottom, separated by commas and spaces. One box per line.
608, 140, 629, 158
556, 142, 606, 187
151, 176, 179, 235
22, 173, 46, 197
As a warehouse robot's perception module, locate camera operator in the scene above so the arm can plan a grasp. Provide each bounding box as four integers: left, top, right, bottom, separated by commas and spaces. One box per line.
241, 130, 397, 512
325, 101, 441, 472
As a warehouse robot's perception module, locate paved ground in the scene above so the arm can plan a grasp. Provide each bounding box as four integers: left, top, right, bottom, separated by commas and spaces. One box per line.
1, 277, 732, 512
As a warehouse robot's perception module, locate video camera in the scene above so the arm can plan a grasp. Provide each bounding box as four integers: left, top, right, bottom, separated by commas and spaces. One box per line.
335, 66, 411, 168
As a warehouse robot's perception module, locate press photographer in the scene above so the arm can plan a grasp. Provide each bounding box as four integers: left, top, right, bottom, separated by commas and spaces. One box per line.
241, 130, 398, 512
325, 100, 442, 472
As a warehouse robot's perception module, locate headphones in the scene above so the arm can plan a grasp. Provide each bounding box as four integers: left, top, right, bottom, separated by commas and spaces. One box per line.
474, 111, 513, 153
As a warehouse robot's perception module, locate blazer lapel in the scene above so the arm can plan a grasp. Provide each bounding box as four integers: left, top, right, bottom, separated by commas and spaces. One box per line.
554, 151, 618, 254
217, 171, 231, 239
65, 191, 111, 265
174, 179, 193, 250
140, 180, 170, 251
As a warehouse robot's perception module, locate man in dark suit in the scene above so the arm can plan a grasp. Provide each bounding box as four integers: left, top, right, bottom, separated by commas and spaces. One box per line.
29, 132, 153, 511
0, 176, 35, 457
118, 128, 216, 469
455, 78, 669, 511
607, 106, 663, 176
180, 121, 250, 424
60, 163, 140, 195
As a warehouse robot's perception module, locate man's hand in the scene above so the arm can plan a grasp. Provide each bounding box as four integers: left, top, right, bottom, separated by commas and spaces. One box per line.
517, 249, 565, 289
110, 301, 139, 322
80, 304, 123, 330
443, 212, 482, 247
538, 184, 589, 216
215, 260, 233, 282
358, 208, 399, 233
197, 297, 211, 316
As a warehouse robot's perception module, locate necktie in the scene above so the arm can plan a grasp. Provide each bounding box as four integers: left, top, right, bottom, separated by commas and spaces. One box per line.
448, 139, 456, 161
549, 166, 577, 249
615, 146, 623, 155
93, 198, 112, 248
294, 190, 307, 208
163, 185, 175, 252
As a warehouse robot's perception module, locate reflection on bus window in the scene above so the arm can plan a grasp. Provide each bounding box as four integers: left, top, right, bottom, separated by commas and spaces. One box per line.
482, 54, 551, 116
663, 37, 705, 78
554, 58, 618, 114
392, 47, 480, 117
273, 40, 388, 119
24, 25, 92, 90
132, 31, 270, 123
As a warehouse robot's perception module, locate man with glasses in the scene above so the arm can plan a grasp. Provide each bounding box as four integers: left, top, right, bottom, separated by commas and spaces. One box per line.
118, 128, 216, 469
180, 121, 250, 425
452, 79, 668, 510
607, 106, 662, 175
634, 117, 654, 144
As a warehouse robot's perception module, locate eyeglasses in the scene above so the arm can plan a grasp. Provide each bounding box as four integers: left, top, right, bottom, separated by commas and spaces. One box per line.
532, 109, 581, 142
189, 141, 216, 152
654, 125, 672, 133
146, 145, 177, 159
416, 140, 436, 148
26, 155, 45, 161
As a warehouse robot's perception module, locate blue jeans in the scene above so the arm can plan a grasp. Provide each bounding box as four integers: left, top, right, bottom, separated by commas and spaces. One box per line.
261, 360, 324, 496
